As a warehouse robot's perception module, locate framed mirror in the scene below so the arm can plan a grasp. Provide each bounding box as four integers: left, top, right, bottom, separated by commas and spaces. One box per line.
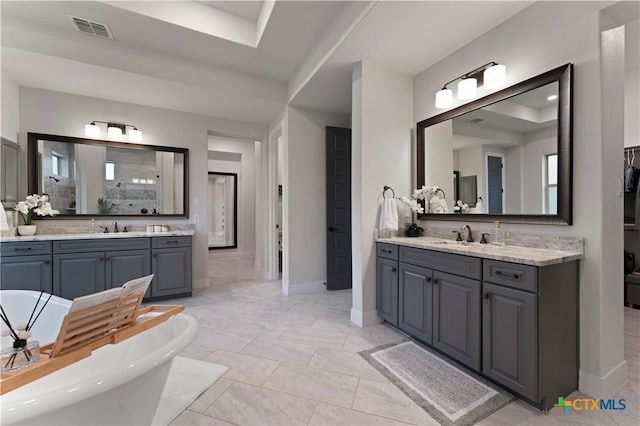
417, 63, 572, 224
207, 172, 237, 249
28, 133, 189, 217
1, 137, 20, 204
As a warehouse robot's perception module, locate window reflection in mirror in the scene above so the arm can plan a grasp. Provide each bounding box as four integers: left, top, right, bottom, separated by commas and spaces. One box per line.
29, 133, 188, 217
208, 172, 237, 249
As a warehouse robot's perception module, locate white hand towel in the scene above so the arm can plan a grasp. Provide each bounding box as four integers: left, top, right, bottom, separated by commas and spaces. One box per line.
379, 198, 398, 231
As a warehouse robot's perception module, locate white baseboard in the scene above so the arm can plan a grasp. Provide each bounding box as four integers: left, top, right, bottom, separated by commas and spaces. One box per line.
283, 280, 326, 295
350, 307, 382, 328
192, 278, 209, 290
579, 360, 628, 399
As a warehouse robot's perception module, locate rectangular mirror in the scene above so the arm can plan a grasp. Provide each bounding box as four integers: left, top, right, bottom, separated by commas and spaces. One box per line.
208, 172, 237, 249
28, 133, 188, 217
417, 63, 572, 224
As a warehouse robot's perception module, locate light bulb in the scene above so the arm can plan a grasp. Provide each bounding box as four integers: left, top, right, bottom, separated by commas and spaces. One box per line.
107, 126, 123, 140
435, 88, 453, 109
457, 78, 477, 100
484, 64, 506, 89
128, 129, 142, 142
85, 123, 100, 137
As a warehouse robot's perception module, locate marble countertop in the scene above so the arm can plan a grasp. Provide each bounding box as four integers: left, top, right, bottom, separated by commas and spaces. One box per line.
377, 236, 584, 266
1, 230, 195, 243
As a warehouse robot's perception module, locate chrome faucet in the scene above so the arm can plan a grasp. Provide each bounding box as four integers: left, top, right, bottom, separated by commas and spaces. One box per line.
460, 224, 474, 243
113, 221, 119, 233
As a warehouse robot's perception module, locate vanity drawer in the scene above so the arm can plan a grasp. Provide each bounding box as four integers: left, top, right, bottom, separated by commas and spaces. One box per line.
1, 241, 52, 257
377, 243, 398, 260
400, 246, 481, 280
53, 238, 150, 253
152, 236, 192, 249
483, 259, 537, 292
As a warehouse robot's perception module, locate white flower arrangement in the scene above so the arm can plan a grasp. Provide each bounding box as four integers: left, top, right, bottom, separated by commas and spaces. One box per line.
14, 194, 59, 225
411, 186, 449, 214
453, 200, 469, 213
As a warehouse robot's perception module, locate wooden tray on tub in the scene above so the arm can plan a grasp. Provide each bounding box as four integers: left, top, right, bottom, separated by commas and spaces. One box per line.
0, 293, 183, 395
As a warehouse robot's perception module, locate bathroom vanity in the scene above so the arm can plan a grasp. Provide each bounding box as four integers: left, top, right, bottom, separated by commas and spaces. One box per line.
376, 237, 583, 411
1, 231, 193, 301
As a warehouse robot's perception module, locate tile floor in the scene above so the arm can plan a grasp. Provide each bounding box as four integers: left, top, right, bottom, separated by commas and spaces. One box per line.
165, 254, 640, 425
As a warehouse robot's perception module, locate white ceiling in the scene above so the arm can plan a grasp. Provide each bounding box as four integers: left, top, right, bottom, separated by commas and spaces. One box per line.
1, 1, 536, 125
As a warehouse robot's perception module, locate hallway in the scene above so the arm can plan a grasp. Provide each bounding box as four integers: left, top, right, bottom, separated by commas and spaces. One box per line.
165, 256, 640, 425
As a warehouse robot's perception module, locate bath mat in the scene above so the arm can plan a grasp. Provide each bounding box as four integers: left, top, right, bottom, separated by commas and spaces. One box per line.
152, 356, 228, 425
360, 340, 515, 426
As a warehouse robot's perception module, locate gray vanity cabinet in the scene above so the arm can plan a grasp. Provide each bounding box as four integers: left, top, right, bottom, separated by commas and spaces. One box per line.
0, 241, 52, 293
376, 243, 399, 325
53, 238, 151, 300
398, 263, 433, 343
482, 259, 578, 410
151, 236, 192, 299
53, 252, 106, 299
433, 271, 481, 370
482, 281, 537, 401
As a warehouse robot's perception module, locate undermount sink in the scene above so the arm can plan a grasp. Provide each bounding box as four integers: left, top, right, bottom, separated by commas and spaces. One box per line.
428, 240, 470, 246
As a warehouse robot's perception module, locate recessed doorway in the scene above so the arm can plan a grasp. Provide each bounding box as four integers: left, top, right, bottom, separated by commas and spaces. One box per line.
208, 172, 237, 249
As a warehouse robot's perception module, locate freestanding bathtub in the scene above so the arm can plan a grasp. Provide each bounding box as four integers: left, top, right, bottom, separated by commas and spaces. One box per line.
0, 290, 198, 425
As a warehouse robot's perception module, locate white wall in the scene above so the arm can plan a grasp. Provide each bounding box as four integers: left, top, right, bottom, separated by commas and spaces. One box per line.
208, 137, 257, 257
352, 61, 413, 326
522, 127, 557, 213
457, 144, 484, 207
424, 121, 454, 210
413, 1, 627, 398
18, 87, 267, 289
1, 71, 20, 142
625, 67, 639, 147
283, 106, 348, 294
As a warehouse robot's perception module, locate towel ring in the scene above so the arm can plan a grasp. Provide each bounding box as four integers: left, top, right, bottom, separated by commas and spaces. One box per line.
435, 188, 445, 199
383, 185, 395, 199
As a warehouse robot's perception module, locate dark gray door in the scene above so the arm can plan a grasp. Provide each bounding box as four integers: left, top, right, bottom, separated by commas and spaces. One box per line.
1, 255, 52, 293
483, 282, 538, 401
152, 247, 192, 297
487, 156, 503, 213
433, 271, 481, 370
376, 257, 398, 325
106, 250, 151, 297
54, 252, 105, 299
326, 126, 352, 290
398, 263, 433, 343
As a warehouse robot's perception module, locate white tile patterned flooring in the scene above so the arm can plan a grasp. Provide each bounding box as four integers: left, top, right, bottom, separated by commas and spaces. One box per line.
164, 254, 640, 425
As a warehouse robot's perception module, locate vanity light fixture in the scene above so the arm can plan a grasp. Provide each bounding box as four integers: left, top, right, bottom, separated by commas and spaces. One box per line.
84, 121, 143, 142
435, 62, 507, 108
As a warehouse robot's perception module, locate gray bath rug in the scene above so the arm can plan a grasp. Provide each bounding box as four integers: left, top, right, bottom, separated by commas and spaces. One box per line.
360, 340, 515, 426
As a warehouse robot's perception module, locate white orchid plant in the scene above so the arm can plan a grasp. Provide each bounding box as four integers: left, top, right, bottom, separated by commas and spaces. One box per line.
412, 185, 449, 214
13, 194, 59, 225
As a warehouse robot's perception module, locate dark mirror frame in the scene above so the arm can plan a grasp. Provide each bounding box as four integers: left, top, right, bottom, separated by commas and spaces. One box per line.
207, 172, 238, 250
417, 63, 573, 225
28, 132, 189, 218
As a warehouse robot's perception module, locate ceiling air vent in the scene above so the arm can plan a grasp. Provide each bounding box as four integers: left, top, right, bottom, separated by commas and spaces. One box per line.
68, 15, 113, 40
469, 118, 484, 124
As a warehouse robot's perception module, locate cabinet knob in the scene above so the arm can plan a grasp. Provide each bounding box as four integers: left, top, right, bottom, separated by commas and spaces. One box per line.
433, 279, 439, 284
392, 267, 397, 272
483, 292, 491, 300
44, 260, 50, 265
99, 257, 104, 262
15, 247, 32, 251
426, 277, 432, 283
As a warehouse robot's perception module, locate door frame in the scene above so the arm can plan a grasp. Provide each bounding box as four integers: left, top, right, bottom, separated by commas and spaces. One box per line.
267, 123, 284, 282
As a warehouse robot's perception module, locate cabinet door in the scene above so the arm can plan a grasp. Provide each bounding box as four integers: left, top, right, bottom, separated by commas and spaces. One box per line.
483, 282, 538, 401
433, 271, 481, 370
54, 252, 106, 299
151, 247, 192, 298
376, 257, 398, 325
0, 255, 52, 293
398, 263, 433, 343
106, 250, 152, 297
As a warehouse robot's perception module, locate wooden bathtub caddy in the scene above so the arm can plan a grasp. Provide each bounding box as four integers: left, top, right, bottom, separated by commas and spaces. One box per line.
0, 293, 184, 395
